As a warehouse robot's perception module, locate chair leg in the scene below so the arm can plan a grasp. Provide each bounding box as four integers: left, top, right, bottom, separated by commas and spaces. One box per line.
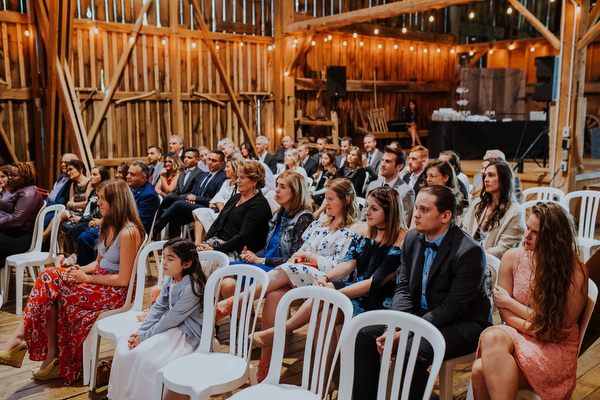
154, 372, 165, 400
0, 264, 8, 300
16, 266, 24, 315
438, 361, 455, 400
82, 334, 92, 385
88, 329, 102, 391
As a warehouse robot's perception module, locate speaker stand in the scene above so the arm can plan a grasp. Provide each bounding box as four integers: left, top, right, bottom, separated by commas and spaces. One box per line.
514, 102, 550, 174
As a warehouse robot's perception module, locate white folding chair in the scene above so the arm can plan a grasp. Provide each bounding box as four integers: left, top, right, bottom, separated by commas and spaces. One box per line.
154, 264, 269, 400
520, 200, 569, 222
336, 310, 446, 400
226, 286, 354, 400
515, 279, 597, 400
1, 204, 65, 315
198, 250, 230, 279
521, 187, 565, 204
88, 240, 167, 390
81, 233, 148, 386
563, 190, 600, 262
437, 252, 500, 400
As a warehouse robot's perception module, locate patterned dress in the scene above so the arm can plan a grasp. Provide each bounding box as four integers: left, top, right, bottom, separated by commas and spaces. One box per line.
276, 219, 354, 287
476, 249, 580, 400
23, 226, 134, 384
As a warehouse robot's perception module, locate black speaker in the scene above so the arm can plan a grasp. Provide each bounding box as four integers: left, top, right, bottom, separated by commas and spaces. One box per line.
533, 56, 559, 102
326, 66, 346, 98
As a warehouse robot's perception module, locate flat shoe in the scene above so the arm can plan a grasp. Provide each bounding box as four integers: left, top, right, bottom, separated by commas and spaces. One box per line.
32, 358, 61, 380
0, 341, 28, 368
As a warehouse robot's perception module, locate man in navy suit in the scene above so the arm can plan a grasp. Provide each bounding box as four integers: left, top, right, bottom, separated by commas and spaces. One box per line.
353, 186, 491, 399
159, 147, 203, 211
153, 150, 227, 237
298, 143, 318, 177
76, 161, 159, 265
275, 135, 295, 163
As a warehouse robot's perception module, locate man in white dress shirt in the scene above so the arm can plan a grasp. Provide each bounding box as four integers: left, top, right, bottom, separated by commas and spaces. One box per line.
402, 145, 428, 197
336, 136, 352, 168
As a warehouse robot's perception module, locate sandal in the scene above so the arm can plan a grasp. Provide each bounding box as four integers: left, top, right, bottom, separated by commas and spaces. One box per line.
215, 297, 234, 321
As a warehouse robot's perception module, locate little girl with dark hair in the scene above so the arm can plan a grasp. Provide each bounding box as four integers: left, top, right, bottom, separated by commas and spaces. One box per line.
107, 238, 207, 400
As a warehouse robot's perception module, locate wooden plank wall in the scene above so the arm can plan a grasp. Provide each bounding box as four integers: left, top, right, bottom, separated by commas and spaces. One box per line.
293, 32, 457, 137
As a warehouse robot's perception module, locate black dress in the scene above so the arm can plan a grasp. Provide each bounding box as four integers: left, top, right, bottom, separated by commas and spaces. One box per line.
336, 167, 367, 198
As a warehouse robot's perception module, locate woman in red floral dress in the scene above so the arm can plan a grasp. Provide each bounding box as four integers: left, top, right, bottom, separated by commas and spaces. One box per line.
0, 179, 144, 384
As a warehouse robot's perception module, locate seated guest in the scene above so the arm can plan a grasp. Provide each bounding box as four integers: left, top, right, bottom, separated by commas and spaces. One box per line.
471, 202, 588, 400
472, 149, 522, 201
154, 150, 227, 238
310, 150, 338, 207
45, 153, 78, 210
0, 179, 144, 384
192, 157, 242, 245
218, 138, 236, 158
76, 161, 159, 265
240, 141, 257, 160
196, 161, 271, 260
147, 146, 163, 186
197, 146, 209, 172
60, 166, 109, 252
463, 159, 525, 259
254, 135, 277, 174
365, 145, 414, 226
297, 143, 318, 177
439, 150, 470, 194
240, 170, 315, 270
275, 134, 295, 164
421, 159, 468, 201
0, 166, 13, 199
312, 137, 328, 165
115, 162, 130, 181
158, 148, 203, 211
168, 134, 185, 158
336, 146, 367, 197
283, 148, 309, 181
362, 134, 383, 182
354, 186, 491, 399
154, 153, 183, 197
336, 136, 352, 168
402, 145, 428, 197
0, 162, 44, 269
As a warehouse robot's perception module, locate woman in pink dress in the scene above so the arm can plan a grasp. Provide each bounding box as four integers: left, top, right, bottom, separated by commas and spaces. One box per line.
471, 202, 589, 400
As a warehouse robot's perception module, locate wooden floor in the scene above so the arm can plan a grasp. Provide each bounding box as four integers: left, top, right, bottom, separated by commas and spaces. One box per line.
1, 266, 600, 400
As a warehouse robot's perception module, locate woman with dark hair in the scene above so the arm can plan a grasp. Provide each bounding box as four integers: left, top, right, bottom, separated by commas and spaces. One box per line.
0, 162, 44, 269
59, 166, 110, 251
439, 150, 470, 194
0, 166, 13, 199
336, 146, 367, 197
405, 99, 421, 146
240, 141, 257, 160
421, 159, 468, 201
115, 162, 130, 181
196, 160, 271, 260
463, 159, 525, 258
155, 153, 183, 197
471, 202, 588, 400
0, 179, 145, 384
310, 150, 338, 206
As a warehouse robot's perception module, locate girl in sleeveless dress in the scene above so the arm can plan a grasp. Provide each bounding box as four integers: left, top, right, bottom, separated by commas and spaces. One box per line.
471, 202, 589, 400
0, 179, 145, 384
107, 238, 207, 400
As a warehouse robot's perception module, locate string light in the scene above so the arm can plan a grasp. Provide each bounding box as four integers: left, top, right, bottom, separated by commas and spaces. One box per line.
530, 46, 535, 52
359, 41, 364, 46
450, 48, 455, 54
343, 41, 347, 46
327, 34, 332, 40
324, 37, 328, 42
268, 45, 273, 51
215, 42, 220, 50
353, 32, 358, 38
410, 45, 414, 51
24, 30, 30, 36
509, 44, 515, 50
374, 28, 379, 34
489, 49, 493, 54
311, 40, 316, 46
293, 39, 298, 44
429, 15, 434, 22
507, 7, 513, 14
378, 43, 382, 49
424, 48, 427, 53
292, 44, 296, 48
469, 11, 475, 18
394, 44, 398, 49
162, 38, 167, 45
94, 28, 99, 34
284, 71, 289, 77
402, 27, 407, 33
437, 48, 441, 53
239, 41, 244, 46
191, 42, 196, 48
469, 50, 474, 56
129, 36, 135, 44
277, 128, 283, 134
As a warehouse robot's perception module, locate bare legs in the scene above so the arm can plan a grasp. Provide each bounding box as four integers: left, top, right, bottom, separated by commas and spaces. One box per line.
409, 123, 421, 146
471, 328, 530, 400
193, 220, 206, 246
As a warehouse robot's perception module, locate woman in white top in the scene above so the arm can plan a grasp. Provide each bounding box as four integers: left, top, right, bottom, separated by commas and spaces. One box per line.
284, 148, 308, 181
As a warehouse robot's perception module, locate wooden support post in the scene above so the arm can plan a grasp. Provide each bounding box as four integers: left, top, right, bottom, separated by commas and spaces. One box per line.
589, 1, 600, 27
189, 0, 255, 150
578, 20, 600, 50
468, 51, 486, 68
170, 0, 182, 137
86, 0, 154, 146
0, 123, 18, 163
284, 28, 316, 75
506, 0, 561, 49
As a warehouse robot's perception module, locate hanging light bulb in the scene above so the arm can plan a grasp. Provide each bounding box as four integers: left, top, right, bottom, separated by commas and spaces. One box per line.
489, 49, 494, 54
378, 43, 382, 49
353, 32, 358, 38
507, 7, 513, 14
359, 41, 364, 46
293, 38, 298, 44
129, 36, 135, 44
374, 28, 379, 34
343, 41, 347, 46
410, 45, 414, 51
424, 48, 428, 53
24, 29, 30, 36
530, 46, 535, 52
509, 43, 515, 50
162, 38, 167, 45
402, 27, 407, 33
469, 50, 474, 56
450, 48, 455, 54
311, 40, 316, 46
437, 48, 441, 53
327, 34, 332, 40
284, 71, 289, 77
394, 44, 398, 49
191, 42, 196, 48
469, 11, 475, 19
429, 15, 434, 22
94, 28, 99, 34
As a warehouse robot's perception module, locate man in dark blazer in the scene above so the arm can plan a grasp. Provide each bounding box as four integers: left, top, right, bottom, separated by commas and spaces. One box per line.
159, 147, 203, 211
255, 135, 277, 174
147, 145, 164, 186
154, 150, 227, 237
402, 145, 428, 197
275, 135, 295, 163
353, 185, 491, 400
298, 143, 318, 177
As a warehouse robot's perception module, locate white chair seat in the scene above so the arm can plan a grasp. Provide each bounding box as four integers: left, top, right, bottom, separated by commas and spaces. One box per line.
158, 353, 250, 397
577, 237, 600, 261
228, 383, 320, 400
6, 251, 52, 265
96, 312, 143, 342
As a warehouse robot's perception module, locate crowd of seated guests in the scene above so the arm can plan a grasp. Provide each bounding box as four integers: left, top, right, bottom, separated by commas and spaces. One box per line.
1, 134, 591, 400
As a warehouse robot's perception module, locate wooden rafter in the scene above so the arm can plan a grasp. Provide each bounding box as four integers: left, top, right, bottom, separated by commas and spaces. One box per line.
0, 123, 18, 163
579, 20, 600, 50
285, 28, 315, 75
87, 0, 154, 146
285, 0, 485, 33
189, 0, 256, 150
468, 51, 486, 68
506, 0, 560, 49
589, 1, 600, 28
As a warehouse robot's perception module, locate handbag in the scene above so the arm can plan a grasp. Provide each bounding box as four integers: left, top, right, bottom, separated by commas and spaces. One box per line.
95, 360, 112, 387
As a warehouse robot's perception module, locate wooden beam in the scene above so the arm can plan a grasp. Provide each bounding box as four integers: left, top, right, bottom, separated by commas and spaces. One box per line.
506, 0, 560, 49
63, 61, 94, 168
169, 0, 182, 136
30, 0, 48, 50
468, 51, 486, 68
337, 23, 456, 45
86, 0, 154, 146
589, 0, 600, 28
192, 91, 226, 106
0, 10, 28, 23
295, 78, 455, 93
578, 20, 600, 50
0, 123, 18, 163
456, 37, 548, 52
115, 90, 156, 105
285, 28, 315, 75
285, 0, 485, 33
189, 0, 255, 150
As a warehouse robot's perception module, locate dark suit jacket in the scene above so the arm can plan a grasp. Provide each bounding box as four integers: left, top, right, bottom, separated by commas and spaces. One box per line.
364, 149, 383, 181
392, 226, 491, 344
302, 157, 318, 177
257, 153, 277, 175
131, 181, 160, 234
275, 147, 286, 164
174, 167, 203, 197
402, 172, 426, 197
191, 169, 227, 207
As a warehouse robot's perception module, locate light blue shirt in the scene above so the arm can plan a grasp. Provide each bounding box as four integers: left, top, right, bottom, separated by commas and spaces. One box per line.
420, 229, 448, 309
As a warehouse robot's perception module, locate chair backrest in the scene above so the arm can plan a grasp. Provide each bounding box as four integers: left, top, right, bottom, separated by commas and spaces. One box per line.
563, 190, 600, 240
132, 240, 167, 311
484, 252, 501, 304
579, 279, 598, 353
337, 310, 446, 400
197, 250, 229, 278
199, 264, 269, 363
522, 187, 565, 203
28, 204, 65, 254
264, 286, 354, 398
